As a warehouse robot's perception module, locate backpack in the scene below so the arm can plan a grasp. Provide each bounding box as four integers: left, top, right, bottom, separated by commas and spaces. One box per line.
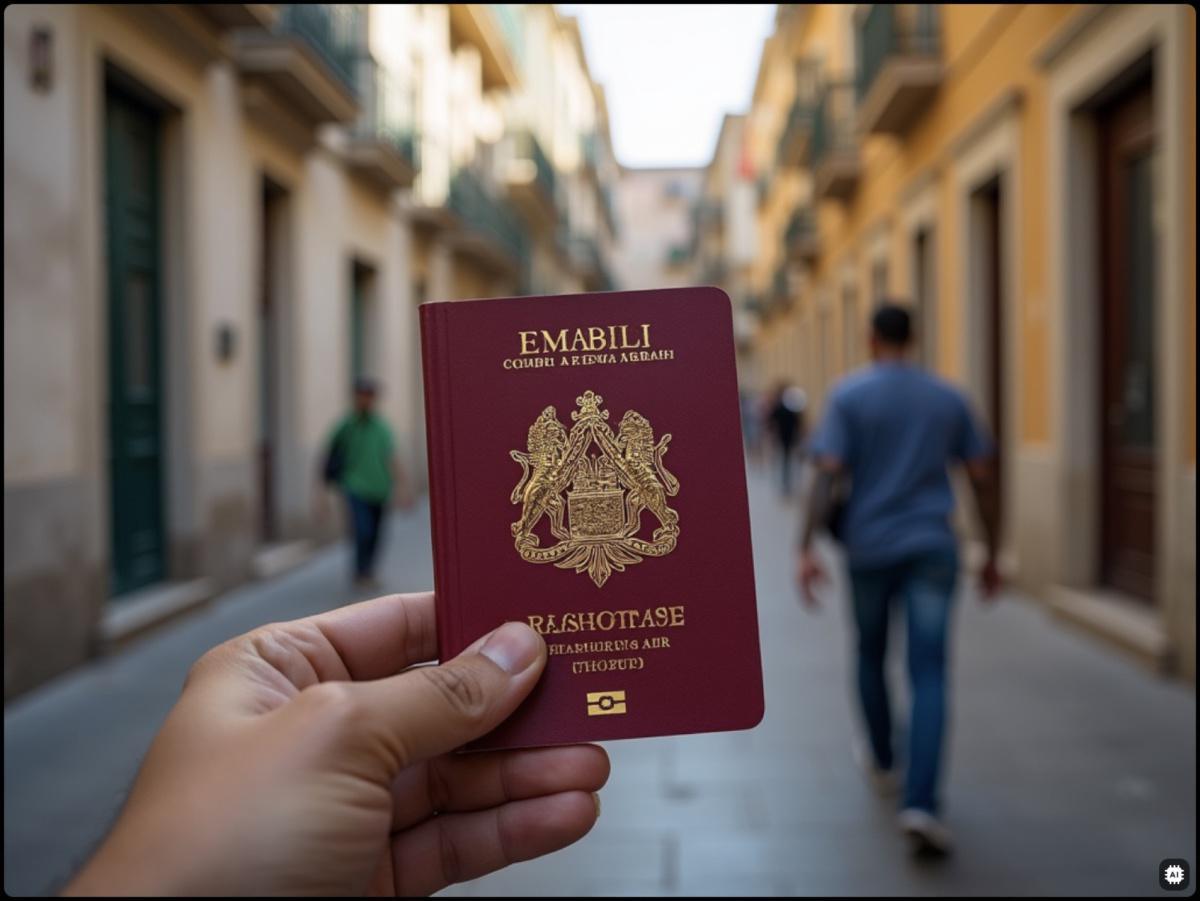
322, 425, 348, 484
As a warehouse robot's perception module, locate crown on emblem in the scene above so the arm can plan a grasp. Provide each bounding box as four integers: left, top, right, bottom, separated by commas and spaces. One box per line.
572, 390, 608, 422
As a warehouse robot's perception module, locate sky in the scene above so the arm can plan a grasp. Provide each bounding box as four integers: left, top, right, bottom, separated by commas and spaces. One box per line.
558, 4, 777, 169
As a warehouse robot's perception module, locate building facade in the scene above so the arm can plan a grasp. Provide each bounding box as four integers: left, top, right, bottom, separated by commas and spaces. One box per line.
3, 3, 621, 699
610, 166, 703, 293
689, 114, 761, 388
707, 4, 1196, 677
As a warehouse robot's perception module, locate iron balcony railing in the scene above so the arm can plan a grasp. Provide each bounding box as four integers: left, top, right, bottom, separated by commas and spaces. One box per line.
744, 293, 770, 322
449, 169, 529, 267
785, 207, 817, 253
352, 56, 419, 168
665, 244, 691, 267
581, 132, 599, 171
776, 97, 813, 165
276, 4, 363, 92
569, 233, 614, 291
702, 259, 728, 286
772, 266, 790, 309
599, 184, 618, 237
515, 130, 556, 203
776, 58, 821, 166
690, 198, 722, 238
809, 81, 858, 169
856, 4, 940, 102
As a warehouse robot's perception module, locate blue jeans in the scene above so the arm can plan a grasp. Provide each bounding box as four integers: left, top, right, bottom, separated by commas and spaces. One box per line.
848, 548, 958, 814
345, 492, 386, 579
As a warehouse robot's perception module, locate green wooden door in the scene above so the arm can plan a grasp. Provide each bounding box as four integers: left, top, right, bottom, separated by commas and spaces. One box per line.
105, 88, 165, 596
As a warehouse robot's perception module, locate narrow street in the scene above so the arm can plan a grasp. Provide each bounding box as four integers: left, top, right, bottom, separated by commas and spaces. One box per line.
5, 466, 1195, 896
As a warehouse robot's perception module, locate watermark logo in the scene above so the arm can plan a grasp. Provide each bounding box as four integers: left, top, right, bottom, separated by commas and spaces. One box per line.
1159, 859, 1189, 891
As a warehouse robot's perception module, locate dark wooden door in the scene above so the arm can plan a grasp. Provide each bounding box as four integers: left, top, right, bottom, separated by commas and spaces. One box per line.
914, 226, 936, 368
258, 182, 278, 542
974, 178, 1004, 518
350, 263, 368, 387
105, 87, 165, 595
1098, 80, 1156, 601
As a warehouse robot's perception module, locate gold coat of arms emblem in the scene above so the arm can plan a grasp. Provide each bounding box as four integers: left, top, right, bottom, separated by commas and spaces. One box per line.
509, 390, 680, 587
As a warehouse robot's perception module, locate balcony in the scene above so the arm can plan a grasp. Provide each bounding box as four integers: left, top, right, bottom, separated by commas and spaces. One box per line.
785, 207, 819, 263
771, 266, 794, 312
344, 57, 419, 191
448, 169, 529, 274
744, 293, 774, 324
501, 131, 558, 227
701, 259, 728, 287
120, 5, 280, 66
809, 82, 861, 203
599, 184, 619, 238
690, 198, 722, 246
195, 4, 278, 30
581, 132, 600, 175
756, 172, 771, 208
856, 4, 941, 135
665, 244, 691, 268
233, 4, 361, 128
776, 59, 821, 168
567, 233, 615, 292
448, 5, 520, 91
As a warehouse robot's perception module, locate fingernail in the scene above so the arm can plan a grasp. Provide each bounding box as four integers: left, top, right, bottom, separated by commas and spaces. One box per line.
479, 621, 541, 674
592, 792, 602, 818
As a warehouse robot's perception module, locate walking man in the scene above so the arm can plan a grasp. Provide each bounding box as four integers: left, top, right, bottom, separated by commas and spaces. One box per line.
796, 303, 1001, 855
324, 378, 399, 588
767, 383, 806, 497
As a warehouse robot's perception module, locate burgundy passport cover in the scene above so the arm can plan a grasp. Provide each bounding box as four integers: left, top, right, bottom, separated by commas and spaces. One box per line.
420, 286, 764, 750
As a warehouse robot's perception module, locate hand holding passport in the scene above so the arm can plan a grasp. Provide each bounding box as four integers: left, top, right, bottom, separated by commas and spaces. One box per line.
67, 287, 765, 896
421, 287, 765, 750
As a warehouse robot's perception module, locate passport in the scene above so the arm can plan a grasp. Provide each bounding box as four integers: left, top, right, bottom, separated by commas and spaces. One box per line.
420, 286, 764, 750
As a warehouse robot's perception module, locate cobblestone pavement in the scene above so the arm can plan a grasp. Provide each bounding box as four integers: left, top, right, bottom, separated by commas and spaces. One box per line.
4, 466, 1195, 896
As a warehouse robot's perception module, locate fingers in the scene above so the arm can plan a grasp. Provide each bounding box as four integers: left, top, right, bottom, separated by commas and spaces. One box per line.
391, 791, 600, 896
183, 593, 439, 712
390, 744, 610, 831
309, 591, 439, 680
346, 622, 547, 775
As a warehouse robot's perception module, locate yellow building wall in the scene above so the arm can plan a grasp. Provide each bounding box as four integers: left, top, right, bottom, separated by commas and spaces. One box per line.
744, 2, 1196, 678
787, 5, 1081, 446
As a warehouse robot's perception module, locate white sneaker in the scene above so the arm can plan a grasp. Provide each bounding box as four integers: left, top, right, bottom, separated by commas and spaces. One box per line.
851, 738, 900, 797
898, 807, 953, 855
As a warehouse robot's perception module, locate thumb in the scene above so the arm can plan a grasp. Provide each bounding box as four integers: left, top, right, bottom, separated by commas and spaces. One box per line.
346, 621, 546, 775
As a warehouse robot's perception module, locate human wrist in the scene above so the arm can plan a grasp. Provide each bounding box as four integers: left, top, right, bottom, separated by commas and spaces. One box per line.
63, 832, 178, 896
64, 790, 205, 897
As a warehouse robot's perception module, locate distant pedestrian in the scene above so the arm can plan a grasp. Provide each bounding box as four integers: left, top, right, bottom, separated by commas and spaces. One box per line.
324, 378, 399, 588
796, 303, 1001, 856
767, 383, 806, 496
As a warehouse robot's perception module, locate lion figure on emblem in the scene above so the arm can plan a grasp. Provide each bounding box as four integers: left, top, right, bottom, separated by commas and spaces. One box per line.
510, 406, 571, 541
614, 410, 680, 536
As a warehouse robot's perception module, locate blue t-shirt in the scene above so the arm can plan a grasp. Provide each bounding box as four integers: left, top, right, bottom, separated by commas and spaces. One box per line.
809, 362, 993, 569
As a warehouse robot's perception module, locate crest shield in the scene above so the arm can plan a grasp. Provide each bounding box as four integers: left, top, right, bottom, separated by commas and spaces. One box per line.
509, 390, 680, 586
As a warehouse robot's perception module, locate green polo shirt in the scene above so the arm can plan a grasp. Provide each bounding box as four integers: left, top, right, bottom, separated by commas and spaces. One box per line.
330, 413, 394, 503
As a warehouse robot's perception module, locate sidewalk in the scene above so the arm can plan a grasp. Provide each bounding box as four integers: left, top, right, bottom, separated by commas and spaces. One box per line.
4, 468, 1195, 896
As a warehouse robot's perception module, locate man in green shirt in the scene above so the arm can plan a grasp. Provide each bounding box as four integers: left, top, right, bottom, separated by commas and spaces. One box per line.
324, 379, 397, 587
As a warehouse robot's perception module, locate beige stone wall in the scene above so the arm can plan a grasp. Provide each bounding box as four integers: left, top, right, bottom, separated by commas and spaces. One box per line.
3, 3, 624, 699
